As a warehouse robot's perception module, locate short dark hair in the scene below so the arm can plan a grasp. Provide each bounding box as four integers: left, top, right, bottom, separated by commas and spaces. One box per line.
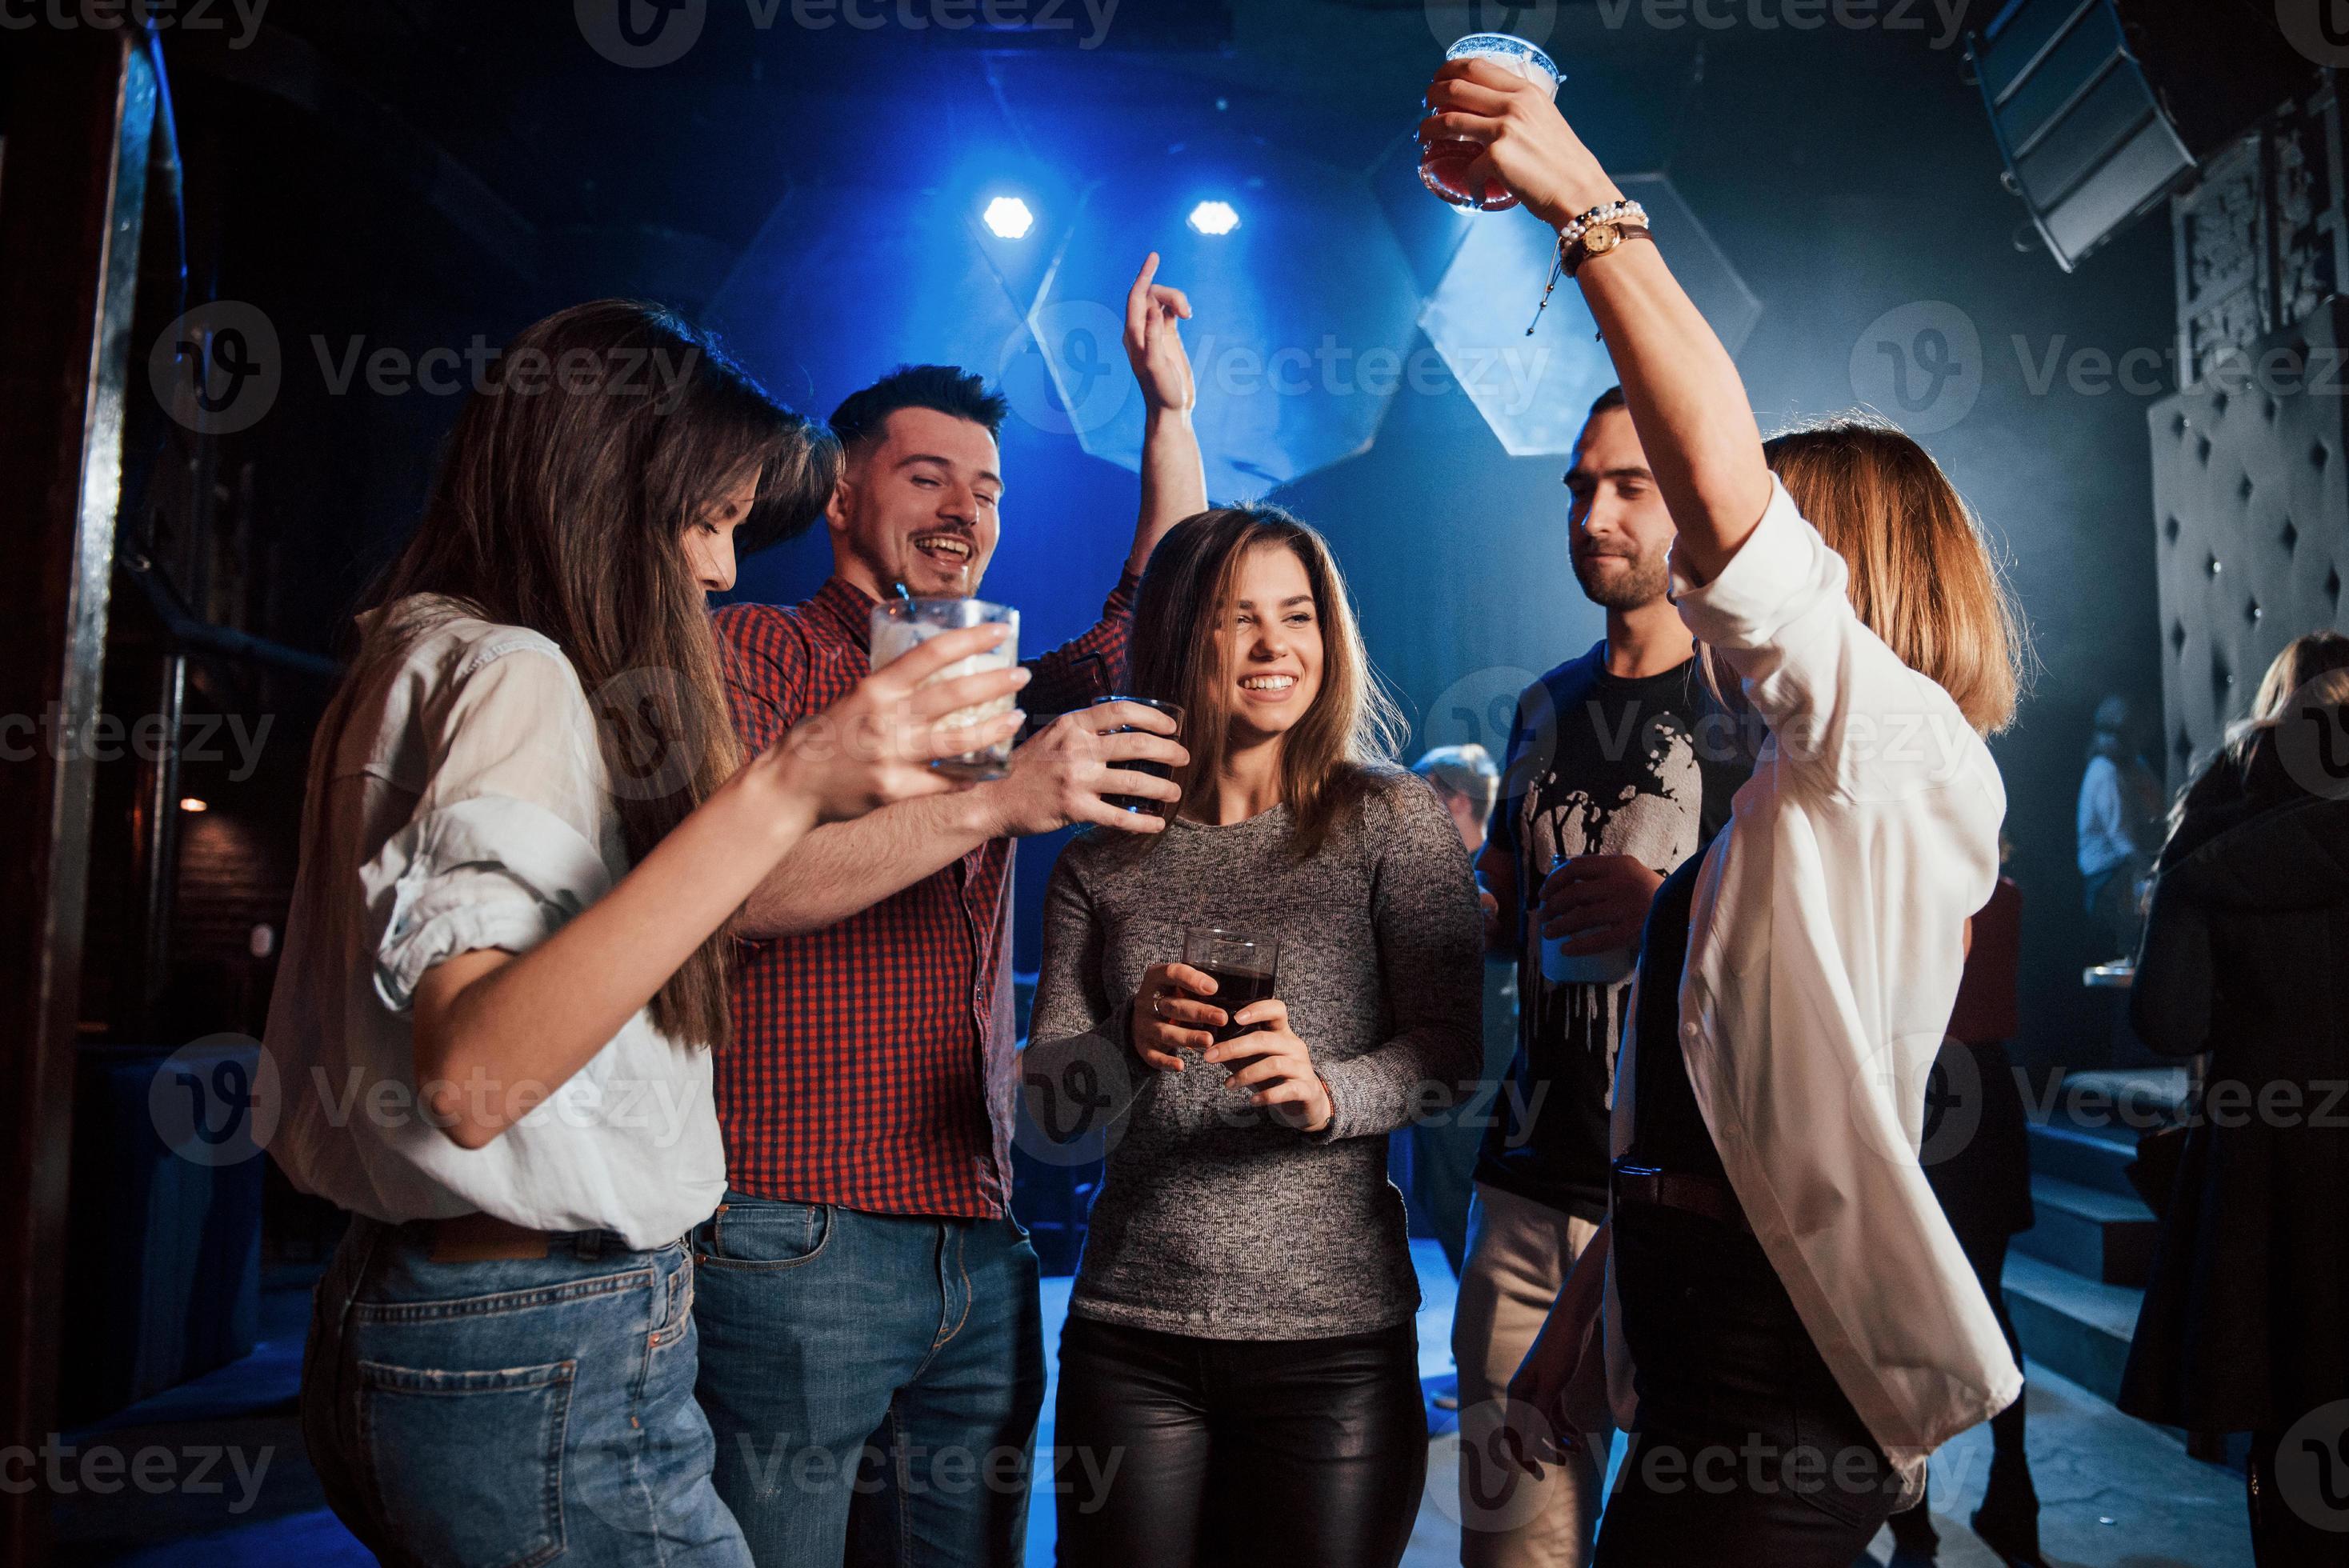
830, 364, 1008, 454
1588, 385, 1626, 419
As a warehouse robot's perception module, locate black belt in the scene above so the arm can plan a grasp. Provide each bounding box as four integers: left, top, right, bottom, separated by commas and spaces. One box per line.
1613, 1164, 1751, 1234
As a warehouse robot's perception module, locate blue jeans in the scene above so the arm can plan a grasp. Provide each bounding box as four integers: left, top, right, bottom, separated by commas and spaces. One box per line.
690, 1196, 1044, 1566
302, 1216, 749, 1567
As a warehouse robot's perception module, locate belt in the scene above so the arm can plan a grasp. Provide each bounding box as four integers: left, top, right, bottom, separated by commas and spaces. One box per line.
424, 1212, 556, 1263
1613, 1164, 1751, 1234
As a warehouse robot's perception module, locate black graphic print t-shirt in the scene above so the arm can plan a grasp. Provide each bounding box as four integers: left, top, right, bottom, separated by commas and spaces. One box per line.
1474, 646, 1747, 1221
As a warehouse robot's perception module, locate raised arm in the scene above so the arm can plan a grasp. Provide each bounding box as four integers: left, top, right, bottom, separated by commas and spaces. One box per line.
1125, 251, 1209, 574
408, 626, 1024, 1146
1422, 60, 1771, 584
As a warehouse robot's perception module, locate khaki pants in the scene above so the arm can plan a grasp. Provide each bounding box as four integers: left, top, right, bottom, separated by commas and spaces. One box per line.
1451, 1182, 1609, 1568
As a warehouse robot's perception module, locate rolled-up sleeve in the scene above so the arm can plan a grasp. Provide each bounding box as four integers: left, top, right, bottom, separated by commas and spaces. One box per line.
359, 645, 615, 1014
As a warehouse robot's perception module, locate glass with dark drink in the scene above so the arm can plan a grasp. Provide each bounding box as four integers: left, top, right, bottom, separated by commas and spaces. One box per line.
1182, 926, 1279, 1043
1091, 694, 1185, 815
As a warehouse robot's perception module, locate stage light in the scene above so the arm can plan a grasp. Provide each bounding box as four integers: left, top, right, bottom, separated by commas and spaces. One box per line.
1186, 200, 1239, 237
982, 196, 1035, 240
180, 797, 209, 813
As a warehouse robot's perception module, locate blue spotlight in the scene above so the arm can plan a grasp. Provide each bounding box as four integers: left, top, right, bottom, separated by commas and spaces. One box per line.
982, 196, 1035, 240
1186, 200, 1240, 237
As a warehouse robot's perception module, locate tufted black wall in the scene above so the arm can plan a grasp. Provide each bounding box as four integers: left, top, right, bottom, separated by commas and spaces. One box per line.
2148, 298, 2349, 789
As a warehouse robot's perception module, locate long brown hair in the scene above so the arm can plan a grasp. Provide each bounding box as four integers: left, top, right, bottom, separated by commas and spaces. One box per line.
1764, 416, 2027, 736
1127, 506, 1407, 854
363, 299, 837, 1048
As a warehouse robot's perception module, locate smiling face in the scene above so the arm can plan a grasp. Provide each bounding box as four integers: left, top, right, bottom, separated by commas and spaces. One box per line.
1564, 405, 1675, 610
682, 467, 758, 594
1216, 541, 1325, 747
826, 406, 1002, 599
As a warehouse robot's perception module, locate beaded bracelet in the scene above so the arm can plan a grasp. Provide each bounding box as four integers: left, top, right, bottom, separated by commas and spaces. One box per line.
1527, 200, 1653, 335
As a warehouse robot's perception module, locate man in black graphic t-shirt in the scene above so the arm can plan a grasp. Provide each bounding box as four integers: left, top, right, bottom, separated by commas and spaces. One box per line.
1452, 387, 1747, 1568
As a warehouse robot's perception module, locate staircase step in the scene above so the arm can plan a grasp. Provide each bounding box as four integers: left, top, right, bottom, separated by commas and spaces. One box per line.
2003, 1252, 2141, 1406
2013, 1174, 2159, 1286
2025, 1119, 2142, 1199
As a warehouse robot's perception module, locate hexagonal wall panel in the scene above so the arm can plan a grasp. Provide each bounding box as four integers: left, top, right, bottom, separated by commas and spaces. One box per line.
1025, 136, 1425, 501
1419, 172, 1761, 458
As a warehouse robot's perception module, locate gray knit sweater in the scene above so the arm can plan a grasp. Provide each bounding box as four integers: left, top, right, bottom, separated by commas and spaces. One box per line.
1024, 770, 1484, 1340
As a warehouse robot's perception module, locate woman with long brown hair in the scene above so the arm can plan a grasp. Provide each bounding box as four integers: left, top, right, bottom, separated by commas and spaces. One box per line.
1024, 506, 1483, 1566
1423, 62, 2027, 1563
265, 300, 1028, 1566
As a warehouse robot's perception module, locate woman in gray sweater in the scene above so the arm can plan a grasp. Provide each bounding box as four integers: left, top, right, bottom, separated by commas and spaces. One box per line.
1026, 504, 1483, 1567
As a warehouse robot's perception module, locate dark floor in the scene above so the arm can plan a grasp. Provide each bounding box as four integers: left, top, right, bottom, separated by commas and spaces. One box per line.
50, 1246, 2249, 1566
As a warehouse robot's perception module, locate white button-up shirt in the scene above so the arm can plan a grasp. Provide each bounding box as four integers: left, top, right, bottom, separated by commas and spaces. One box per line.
1610, 477, 2023, 1501
262, 596, 726, 1250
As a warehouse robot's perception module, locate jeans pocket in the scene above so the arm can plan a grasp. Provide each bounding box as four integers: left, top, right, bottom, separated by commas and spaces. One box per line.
695, 1198, 832, 1272
1786, 1400, 1896, 1531
355, 1358, 574, 1568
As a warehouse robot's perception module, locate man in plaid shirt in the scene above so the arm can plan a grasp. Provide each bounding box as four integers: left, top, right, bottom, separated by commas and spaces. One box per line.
694, 256, 1206, 1566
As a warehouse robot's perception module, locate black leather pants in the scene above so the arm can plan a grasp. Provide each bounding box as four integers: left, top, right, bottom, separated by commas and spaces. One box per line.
1050, 1314, 1426, 1568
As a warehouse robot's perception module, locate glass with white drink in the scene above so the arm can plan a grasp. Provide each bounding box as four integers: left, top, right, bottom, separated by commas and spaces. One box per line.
869, 597, 1021, 780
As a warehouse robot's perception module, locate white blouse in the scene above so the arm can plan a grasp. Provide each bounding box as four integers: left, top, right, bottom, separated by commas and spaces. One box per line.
262, 596, 726, 1250
1609, 477, 2023, 1502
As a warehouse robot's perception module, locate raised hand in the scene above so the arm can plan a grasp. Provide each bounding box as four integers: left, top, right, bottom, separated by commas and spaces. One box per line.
1124, 251, 1197, 414
1419, 58, 1619, 230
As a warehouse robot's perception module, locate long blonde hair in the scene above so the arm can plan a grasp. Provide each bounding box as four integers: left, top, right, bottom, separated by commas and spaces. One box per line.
1763, 415, 2027, 736
1127, 506, 1407, 855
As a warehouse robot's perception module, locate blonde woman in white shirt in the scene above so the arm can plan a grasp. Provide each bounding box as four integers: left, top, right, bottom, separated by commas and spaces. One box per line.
266, 301, 1030, 1567
1423, 65, 2027, 1564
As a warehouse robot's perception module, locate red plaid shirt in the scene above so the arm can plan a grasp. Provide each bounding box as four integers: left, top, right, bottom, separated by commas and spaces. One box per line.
711, 573, 1136, 1218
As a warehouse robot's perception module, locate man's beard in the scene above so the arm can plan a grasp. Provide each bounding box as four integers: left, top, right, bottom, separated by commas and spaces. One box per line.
1572, 546, 1670, 610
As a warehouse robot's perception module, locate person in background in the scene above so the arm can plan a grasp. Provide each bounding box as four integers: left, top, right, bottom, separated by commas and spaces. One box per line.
1028, 505, 1483, 1568
1887, 846, 2039, 1567
693, 257, 1206, 1566
1431, 58, 2027, 1562
267, 301, 1029, 1566
2077, 693, 2164, 960
1409, 741, 1515, 1281
1451, 386, 1746, 1568
2122, 630, 2349, 1568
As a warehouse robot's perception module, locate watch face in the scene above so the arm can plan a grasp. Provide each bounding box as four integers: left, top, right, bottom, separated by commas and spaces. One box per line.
1584, 222, 1621, 254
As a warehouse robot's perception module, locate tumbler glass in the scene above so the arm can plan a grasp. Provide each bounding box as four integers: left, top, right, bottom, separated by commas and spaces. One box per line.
869, 597, 1020, 780
1181, 927, 1279, 1044
1090, 694, 1186, 816
1419, 34, 1562, 212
